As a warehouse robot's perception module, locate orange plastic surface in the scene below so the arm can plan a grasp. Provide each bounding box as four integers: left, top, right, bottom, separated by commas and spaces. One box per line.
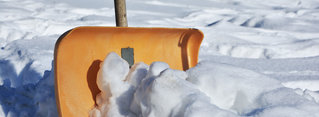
54, 26, 203, 117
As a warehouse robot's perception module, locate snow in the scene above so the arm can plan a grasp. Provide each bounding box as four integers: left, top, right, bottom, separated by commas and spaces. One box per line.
0, 0, 319, 116
92, 53, 239, 117
93, 52, 132, 117
186, 61, 282, 114
91, 53, 319, 117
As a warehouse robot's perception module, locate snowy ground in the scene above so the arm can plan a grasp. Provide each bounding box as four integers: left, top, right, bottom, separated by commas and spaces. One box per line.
0, 0, 319, 116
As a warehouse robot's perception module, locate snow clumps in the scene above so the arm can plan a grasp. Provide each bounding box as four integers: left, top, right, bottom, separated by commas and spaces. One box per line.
90, 52, 319, 117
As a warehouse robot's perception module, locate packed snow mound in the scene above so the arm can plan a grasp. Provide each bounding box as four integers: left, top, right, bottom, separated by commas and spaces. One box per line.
90, 52, 319, 117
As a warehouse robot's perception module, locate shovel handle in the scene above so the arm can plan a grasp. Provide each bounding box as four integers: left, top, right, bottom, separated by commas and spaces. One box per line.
114, 0, 128, 27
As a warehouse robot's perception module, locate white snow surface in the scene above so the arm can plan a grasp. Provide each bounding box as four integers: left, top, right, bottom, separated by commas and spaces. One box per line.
0, 0, 319, 116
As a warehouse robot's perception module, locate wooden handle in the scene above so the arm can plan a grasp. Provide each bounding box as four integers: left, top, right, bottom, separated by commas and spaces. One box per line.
114, 0, 128, 27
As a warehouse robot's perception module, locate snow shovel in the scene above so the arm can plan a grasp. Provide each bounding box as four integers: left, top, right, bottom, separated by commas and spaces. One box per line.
54, 0, 203, 117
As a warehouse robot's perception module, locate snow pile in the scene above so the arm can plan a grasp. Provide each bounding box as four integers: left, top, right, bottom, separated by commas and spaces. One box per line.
90, 52, 319, 117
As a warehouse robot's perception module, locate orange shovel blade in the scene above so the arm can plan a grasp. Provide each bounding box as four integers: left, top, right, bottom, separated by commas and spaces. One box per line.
54, 27, 203, 117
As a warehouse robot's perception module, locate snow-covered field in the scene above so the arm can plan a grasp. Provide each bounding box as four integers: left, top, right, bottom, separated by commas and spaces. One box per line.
0, 0, 319, 116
